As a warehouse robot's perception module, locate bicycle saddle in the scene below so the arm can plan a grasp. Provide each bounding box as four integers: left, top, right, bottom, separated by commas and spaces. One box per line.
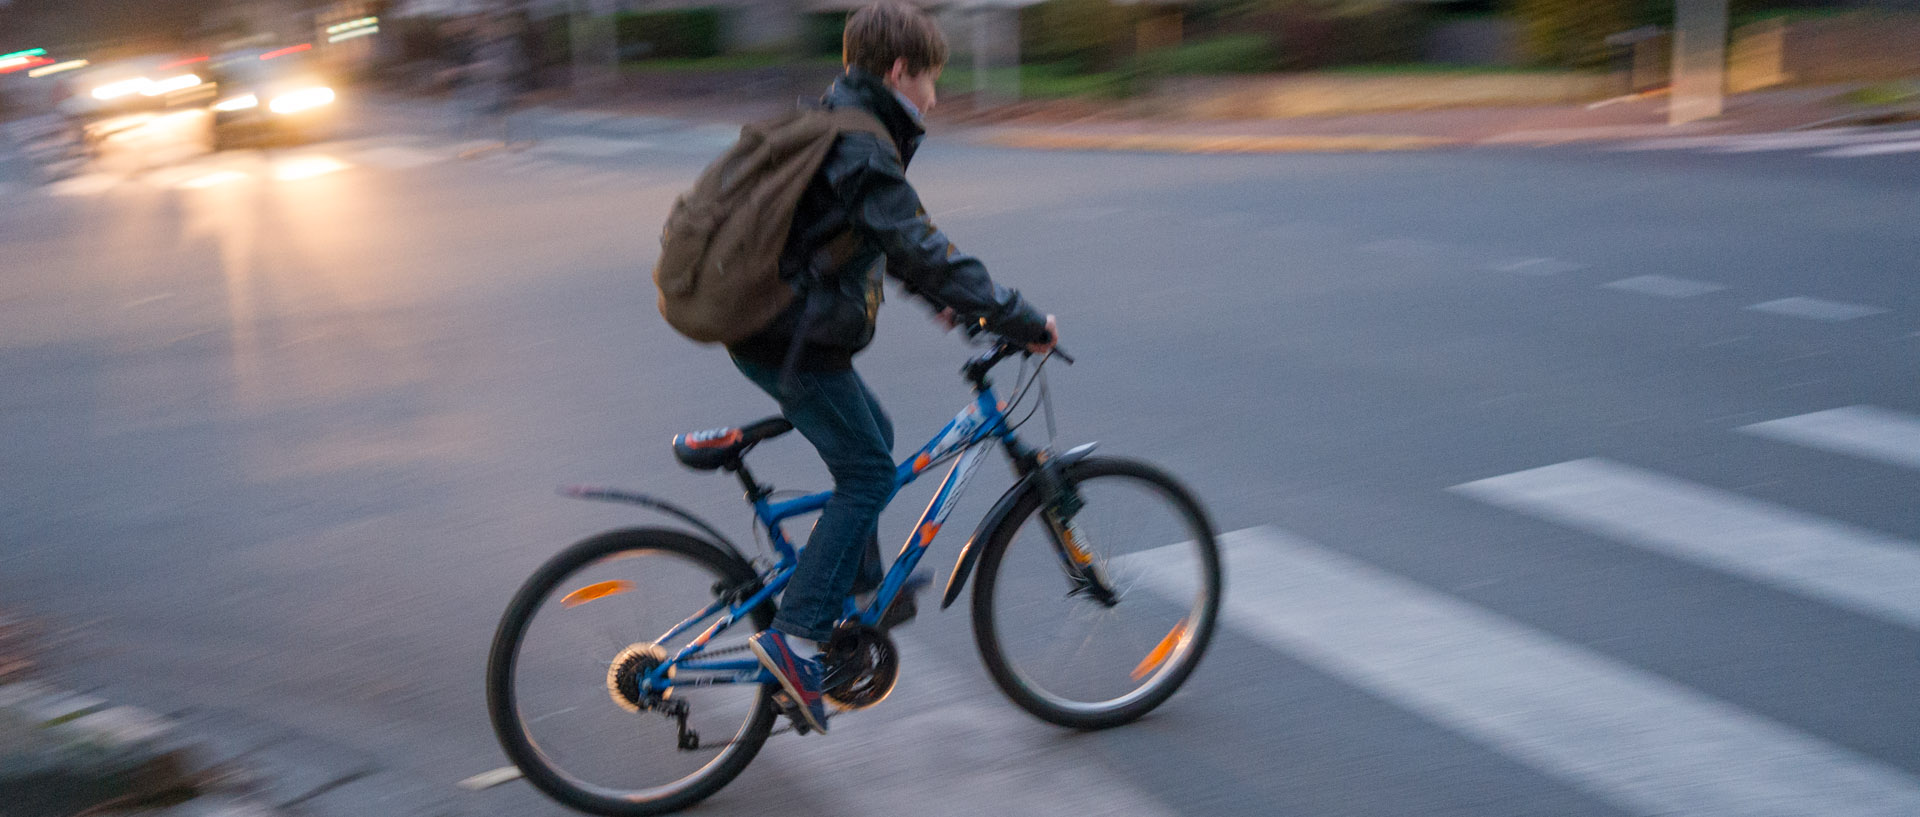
672, 416, 793, 471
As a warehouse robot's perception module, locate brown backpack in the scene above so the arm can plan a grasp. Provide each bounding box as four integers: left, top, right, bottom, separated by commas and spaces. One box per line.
653, 106, 894, 345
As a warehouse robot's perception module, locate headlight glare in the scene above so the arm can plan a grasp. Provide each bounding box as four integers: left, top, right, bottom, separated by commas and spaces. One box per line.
269, 87, 334, 115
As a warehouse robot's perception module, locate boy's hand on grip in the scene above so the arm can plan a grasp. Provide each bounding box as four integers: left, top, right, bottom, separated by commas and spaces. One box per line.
1027, 315, 1059, 355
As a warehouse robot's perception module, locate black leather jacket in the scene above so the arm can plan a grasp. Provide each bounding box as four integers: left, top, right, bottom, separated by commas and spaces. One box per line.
729, 68, 1050, 371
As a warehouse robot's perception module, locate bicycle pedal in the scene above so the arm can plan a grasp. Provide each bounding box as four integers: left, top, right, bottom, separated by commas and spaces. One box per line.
770, 692, 816, 735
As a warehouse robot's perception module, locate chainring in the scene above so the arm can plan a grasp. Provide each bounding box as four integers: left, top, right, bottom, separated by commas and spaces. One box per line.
606, 643, 672, 713
822, 624, 899, 710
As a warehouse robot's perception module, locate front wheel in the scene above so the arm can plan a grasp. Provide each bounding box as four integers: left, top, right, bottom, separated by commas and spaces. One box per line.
486, 528, 777, 816
972, 457, 1222, 729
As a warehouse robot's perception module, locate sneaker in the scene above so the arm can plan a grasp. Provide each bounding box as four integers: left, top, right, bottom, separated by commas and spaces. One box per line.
878, 573, 932, 630
748, 630, 829, 734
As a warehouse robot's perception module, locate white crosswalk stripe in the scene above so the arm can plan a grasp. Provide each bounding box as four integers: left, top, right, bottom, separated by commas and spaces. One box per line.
1127, 527, 1920, 817
765, 630, 1180, 817
1451, 457, 1920, 630
1740, 405, 1920, 471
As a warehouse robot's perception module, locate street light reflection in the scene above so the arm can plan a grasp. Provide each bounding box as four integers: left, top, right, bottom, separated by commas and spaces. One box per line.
273, 156, 349, 181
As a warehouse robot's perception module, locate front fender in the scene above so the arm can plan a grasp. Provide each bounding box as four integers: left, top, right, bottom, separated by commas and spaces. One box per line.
940, 443, 1098, 610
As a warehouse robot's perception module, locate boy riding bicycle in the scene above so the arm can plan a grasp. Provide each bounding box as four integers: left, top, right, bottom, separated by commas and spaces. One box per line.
732, 1, 1057, 735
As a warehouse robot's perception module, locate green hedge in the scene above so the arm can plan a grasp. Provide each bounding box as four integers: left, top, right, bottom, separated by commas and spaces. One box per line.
1137, 34, 1277, 76
614, 9, 725, 61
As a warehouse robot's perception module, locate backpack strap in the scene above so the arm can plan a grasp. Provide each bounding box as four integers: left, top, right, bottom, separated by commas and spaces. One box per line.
775, 106, 898, 387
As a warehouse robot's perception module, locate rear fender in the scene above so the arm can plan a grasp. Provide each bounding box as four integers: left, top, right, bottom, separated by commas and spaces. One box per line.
940, 443, 1098, 609
559, 485, 753, 566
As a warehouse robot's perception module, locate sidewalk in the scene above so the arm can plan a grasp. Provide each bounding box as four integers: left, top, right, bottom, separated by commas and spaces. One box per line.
958, 85, 1916, 153
501, 82, 1914, 154
0, 609, 459, 817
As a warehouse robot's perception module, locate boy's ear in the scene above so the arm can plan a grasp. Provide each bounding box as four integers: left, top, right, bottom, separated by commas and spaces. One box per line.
886, 57, 909, 86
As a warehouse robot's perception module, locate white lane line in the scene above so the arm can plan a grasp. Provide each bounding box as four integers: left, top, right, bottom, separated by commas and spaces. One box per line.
1740, 405, 1920, 471
349, 145, 446, 169
1492, 257, 1585, 275
1746, 297, 1888, 322
123, 293, 174, 309
1452, 458, 1920, 630
456, 765, 523, 791
1602, 274, 1726, 298
768, 630, 1179, 817
1709, 129, 1920, 153
531, 136, 653, 158
1131, 527, 1920, 817
1819, 140, 1920, 158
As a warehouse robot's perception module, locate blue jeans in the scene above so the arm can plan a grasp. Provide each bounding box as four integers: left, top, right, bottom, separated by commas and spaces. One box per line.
734, 358, 896, 642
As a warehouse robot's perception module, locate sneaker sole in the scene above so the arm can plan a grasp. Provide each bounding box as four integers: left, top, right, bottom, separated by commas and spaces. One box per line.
749, 639, 828, 734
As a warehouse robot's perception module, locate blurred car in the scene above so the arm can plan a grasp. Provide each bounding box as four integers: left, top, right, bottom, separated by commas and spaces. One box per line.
205, 47, 338, 149
53, 56, 215, 149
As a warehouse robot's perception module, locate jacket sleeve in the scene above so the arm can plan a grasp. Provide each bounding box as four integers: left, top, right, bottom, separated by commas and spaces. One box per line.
827, 134, 1050, 344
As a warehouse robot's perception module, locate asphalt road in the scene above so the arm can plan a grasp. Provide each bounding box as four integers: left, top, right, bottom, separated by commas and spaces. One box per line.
3, 100, 1918, 817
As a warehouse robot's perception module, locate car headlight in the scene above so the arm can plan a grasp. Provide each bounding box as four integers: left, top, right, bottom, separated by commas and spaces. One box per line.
141, 73, 201, 96
269, 87, 334, 115
92, 78, 152, 100
212, 94, 259, 112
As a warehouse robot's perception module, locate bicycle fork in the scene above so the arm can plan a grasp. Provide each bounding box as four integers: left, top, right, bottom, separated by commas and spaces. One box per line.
1033, 462, 1119, 607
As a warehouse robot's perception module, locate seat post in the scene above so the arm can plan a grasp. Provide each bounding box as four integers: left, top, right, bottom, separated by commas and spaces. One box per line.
727, 459, 771, 503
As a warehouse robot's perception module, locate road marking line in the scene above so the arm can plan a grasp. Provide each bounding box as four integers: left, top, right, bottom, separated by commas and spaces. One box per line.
1602, 274, 1726, 298
770, 630, 1180, 817
1452, 458, 1920, 630
123, 294, 174, 309
1819, 140, 1920, 158
531, 136, 652, 158
456, 766, 523, 791
1746, 297, 1888, 322
1709, 129, 1920, 153
1131, 527, 1920, 817
1492, 257, 1585, 275
348, 145, 445, 169
1740, 405, 1920, 471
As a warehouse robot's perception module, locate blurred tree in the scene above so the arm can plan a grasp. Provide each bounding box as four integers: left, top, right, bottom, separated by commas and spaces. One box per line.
1023, 0, 1139, 71
1508, 0, 1636, 67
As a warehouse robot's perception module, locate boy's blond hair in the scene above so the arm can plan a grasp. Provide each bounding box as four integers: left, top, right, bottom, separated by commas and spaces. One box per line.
842, 1, 949, 78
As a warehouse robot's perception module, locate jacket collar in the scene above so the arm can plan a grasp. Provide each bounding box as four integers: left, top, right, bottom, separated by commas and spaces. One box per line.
824, 66, 925, 165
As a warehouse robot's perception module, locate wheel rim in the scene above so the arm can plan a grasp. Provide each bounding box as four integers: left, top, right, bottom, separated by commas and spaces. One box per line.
986, 471, 1216, 715
503, 547, 769, 803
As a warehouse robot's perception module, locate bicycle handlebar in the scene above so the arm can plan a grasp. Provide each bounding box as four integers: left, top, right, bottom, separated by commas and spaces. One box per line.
960, 321, 1073, 365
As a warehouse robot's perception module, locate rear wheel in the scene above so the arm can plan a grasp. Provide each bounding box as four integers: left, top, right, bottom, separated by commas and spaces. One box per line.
487, 528, 776, 816
972, 457, 1221, 729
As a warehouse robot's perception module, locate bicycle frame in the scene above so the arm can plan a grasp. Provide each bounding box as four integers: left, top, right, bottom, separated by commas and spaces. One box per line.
640, 385, 1020, 694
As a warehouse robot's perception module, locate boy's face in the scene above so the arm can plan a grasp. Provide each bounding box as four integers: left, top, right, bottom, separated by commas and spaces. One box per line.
886, 57, 941, 115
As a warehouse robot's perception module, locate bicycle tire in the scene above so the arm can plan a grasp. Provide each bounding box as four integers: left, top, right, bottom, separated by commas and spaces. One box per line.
971, 456, 1222, 729
486, 528, 777, 816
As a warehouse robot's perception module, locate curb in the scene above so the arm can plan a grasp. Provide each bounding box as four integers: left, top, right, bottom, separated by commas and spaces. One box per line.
972, 131, 1460, 154
0, 681, 287, 817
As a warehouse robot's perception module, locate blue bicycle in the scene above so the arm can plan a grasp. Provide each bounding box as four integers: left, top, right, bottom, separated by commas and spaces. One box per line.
486, 341, 1222, 815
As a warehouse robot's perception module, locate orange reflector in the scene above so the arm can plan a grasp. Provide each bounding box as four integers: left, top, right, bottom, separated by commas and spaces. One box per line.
918, 523, 941, 546
561, 580, 634, 608
1130, 618, 1188, 680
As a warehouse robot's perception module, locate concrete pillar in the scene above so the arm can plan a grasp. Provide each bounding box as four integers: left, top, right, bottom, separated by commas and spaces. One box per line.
1670, 0, 1729, 125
